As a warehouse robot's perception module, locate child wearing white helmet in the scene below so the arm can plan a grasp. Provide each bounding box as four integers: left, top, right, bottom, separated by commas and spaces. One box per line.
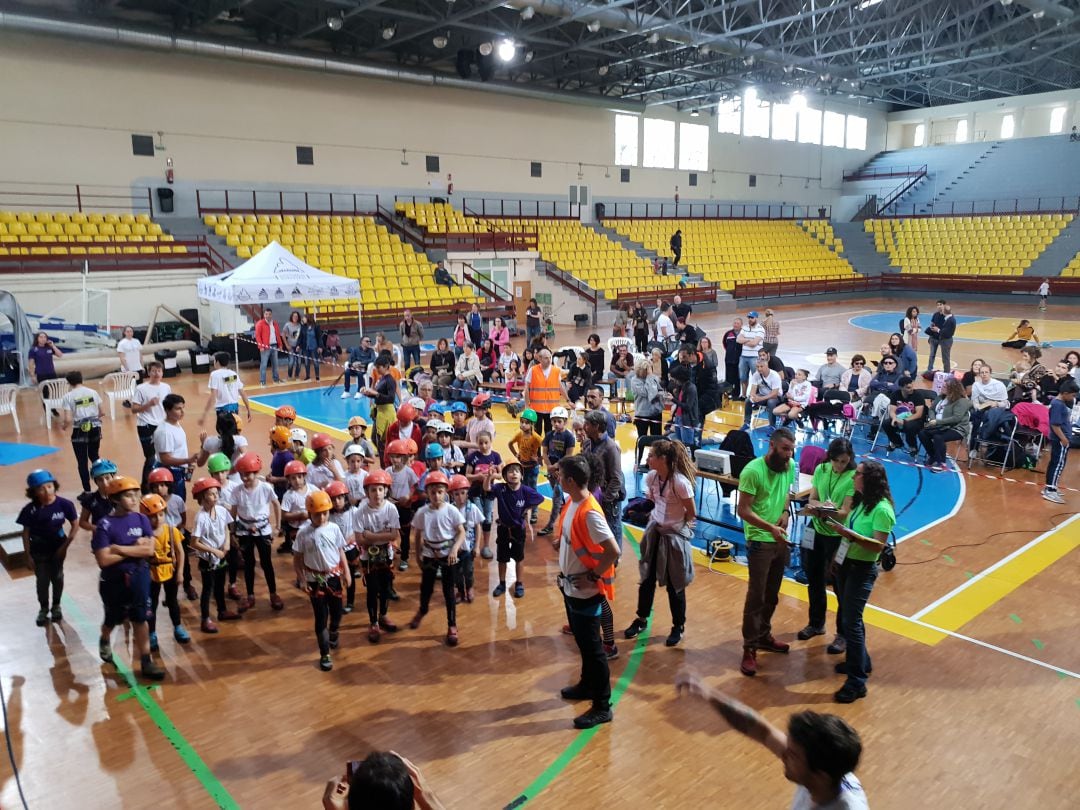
342, 444, 369, 506
539, 406, 576, 536
434, 421, 465, 472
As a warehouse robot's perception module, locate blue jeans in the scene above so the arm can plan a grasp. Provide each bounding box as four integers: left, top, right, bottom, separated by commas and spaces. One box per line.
673, 415, 697, 446
343, 368, 367, 393
526, 325, 540, 344
286, 349, 301, 378
835, 558, 877, 689
545, 479, 564, 529
744, 396, 780, 427
450, 378, 475, 400
602, 502, 622, 550
402, 345, 421, 369
738, 356, 756, 384
302, 348, 320, 380
259, 348, 280, 385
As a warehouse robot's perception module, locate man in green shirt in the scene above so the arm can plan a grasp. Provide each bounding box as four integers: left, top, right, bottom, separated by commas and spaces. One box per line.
737, 428, 796, 677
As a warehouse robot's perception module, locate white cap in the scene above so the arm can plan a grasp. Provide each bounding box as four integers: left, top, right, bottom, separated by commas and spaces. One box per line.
343, 444, 365, 458
550, 406, 570, 420
289, 428, 308, 443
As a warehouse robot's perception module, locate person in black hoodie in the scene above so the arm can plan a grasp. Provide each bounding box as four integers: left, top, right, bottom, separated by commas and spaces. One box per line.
924, 300, 956, 375
429, 338, 456, 399
566, 352, 594, 406
632, 303, 650, 354
722, 317, 743, 392
668, 364, 700, 447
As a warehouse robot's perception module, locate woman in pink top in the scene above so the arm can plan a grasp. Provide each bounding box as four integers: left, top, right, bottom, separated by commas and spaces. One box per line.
489, 316, 511, 353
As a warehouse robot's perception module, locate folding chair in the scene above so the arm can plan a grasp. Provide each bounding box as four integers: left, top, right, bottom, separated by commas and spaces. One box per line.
101, 371, 138, 421
38, 378, 70, 430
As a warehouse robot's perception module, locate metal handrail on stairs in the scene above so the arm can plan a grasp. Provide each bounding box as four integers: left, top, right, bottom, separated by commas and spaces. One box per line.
876, 166, 928, 216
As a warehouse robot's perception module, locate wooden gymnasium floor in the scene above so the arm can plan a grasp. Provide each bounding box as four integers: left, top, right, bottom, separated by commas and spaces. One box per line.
1, 296, 1078, 809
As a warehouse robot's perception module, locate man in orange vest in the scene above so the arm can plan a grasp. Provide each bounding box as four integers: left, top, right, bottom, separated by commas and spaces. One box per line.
523, 348, 568, 436
550, 454, 621, 730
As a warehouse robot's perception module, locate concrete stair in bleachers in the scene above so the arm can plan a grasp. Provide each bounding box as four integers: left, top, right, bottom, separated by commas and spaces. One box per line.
830, 222, 894, 275
1025, 215, 1080, 276
890, 143, 1000, 214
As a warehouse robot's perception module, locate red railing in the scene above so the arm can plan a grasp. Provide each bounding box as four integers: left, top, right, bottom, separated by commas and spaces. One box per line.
392, 195, 580, 219
883, 196, 1080, 218
604, 202, 832, 220
614, 283, 720, 308
844, 164, 927, 182
314, 299, 514, 331
0, 182, 153, 213
196, 188, 380, 217
0, 236, 232, 275
733, 273, 1080, 299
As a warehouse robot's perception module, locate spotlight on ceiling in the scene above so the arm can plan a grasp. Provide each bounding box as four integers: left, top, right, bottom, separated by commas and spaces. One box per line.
690, 108, 699, 117
819, 72, 831, 81
790, 92, 807, 109
598, 63, 609, 76
587, 19, 601, 33
381, 24, 396, 40
647, 32, 660, 44
433, 33, 449, 49
496, 39, 516, 62
783, 64, 795, 75
699, 44, 711, 56
1032, 9, 1045, 18
743, 55, 755, 66
524, 49, 535, 63
478, 41, 493, 56
520, 6, 535, 20
326, 13, 344, 31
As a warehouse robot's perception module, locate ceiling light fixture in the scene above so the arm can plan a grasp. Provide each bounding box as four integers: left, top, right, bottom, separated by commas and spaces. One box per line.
1032, 9, 1045, 18
690, 108, 699, 117
791, 92, 807, 109
743, 55, 755, 66
433, 33, 449, 48
381, 24, 396, 40
587, 20, 601, 33
783, 64, 795, 75
478, 41, 493, 56
699, 44, 711, 56
326, 13, 344, 31
647, 32, 660, 44
496, 39, 516, 62
520, 6, 535, 20
524, 49, 535, 63
598, 63, 609, 76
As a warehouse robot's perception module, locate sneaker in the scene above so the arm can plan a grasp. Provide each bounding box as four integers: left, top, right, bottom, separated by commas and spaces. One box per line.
623, 617, 648, 639
340, 391, 350, 399
276, 543, 293, 556
797, 624, 825, 640
1043, 489, 1066, 505
353, 392, 363, 400
227, 584, 242, 600
201, 618, 219, 634
665, 626, 684, 647
378, 616, 399, 633
149, 631, 159, 652
512, 581, 525, 599
238, 595, 255, 613
560, 682, 590, 701
446, 627, 459, 647
492, 582, 507, 598
758, 635, 790, 654
573, 706, 613, 729
538, 526, 554, 536
826, 635, 846, 654
739, 647, 757, 676
368, 624, 381, 643
388, 586, 401, 601
36, 609, 49, 627
886, 443, 900, 452
480, 547, 494, 560
603, 643, 619, 660
50, 606, 63, 623
455, 591, 464, 604
184, 584, 198, 600
561, 623, 573, 636
906, 447, 918, 458
269, 593, 284, 611
741, 422, 751, 431
398, 560, 409, 572
99, 637, 112, 662
218, 610, 242, 621
328, 631, 339, 649
140, 659, 166, 681
929, 463, 947, 474
174, 626, 191, 644
834, 683, 867, 704
409, 610, 424, 630
342, 603, 354, 614
320, 655, 333, 672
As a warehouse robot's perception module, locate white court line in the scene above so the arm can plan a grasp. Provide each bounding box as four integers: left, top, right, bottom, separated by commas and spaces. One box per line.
910, 512, 1080, 621
893, 462, 966, 546
775, 308, 880, 325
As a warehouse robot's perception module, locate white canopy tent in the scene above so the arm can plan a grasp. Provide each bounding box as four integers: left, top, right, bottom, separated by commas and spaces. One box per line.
196, 241, 361, 368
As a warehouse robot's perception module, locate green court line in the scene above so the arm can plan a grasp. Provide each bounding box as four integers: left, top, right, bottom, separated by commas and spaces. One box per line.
504, 527, 647, 809
62, 594, 240, 809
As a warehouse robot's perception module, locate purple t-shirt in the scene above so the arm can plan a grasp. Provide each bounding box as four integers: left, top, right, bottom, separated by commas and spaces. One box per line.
92, 511, 152, 579
78, 490, 113, 525
270, 449, 295, 498
28, 345, 57, 378
491, 482, 544, 528
466, 450, 502, 497
17, 497, 77, 546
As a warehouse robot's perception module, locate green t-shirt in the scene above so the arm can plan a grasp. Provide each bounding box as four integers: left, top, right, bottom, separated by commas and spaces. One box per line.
844, 499, 896, 562
738, 457, 795, 544
810, 464, 856, 537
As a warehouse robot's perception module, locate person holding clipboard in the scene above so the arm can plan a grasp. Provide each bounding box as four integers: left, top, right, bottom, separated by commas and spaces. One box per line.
824, 460, 894, 704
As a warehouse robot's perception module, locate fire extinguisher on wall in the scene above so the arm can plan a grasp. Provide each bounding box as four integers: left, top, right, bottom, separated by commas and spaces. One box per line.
447, 173, 453, 195
166, 157, 175, 185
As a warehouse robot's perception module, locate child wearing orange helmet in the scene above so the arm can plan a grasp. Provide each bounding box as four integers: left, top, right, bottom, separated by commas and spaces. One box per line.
449, 474, 483, 603
227, 452, 283, 612
190, 476, 242, 633
140, 493, 190, 649
267, 425, 295, 501
353, 469, 401, 643
292, 489, 351, 671
408, 472, 465, 646
148, 467, 195, 600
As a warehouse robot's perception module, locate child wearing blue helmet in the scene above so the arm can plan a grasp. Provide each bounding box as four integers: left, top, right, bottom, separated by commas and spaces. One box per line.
78, 458, 118, 534
18, 469, 79, 626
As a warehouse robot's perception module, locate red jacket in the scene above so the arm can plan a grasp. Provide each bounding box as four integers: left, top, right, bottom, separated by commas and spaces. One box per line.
255, 318, 284, 351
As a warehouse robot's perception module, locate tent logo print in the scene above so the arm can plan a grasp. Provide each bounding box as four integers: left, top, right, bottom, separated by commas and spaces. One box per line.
291, 286, 302, 296
258, 288, 268, 300
272, 257, 307, 278
274, 287, 285, 298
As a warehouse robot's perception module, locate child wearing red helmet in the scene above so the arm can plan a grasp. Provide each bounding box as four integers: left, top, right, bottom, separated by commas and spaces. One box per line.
292, 490, 351, 672
382, 402, 421, 466
307, 433, 345, 490
324, 481, 358, 613
279, 459, 316, 574
386, 439, 419, 572
227, 452, 283, 612
409, 472, 465, 646
190, 477, 241, 633
353, 469, 400, 643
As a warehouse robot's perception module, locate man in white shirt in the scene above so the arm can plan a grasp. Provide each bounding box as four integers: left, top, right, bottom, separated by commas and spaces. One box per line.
202, 351, 252, 425
154, 394, 197, 500
1037, 279, 1049, 311
736, 311, 767, 399
655, 303, 676, 342
116, 326, 144, 379
969, 363, 1010, 455
743, 358, 783, 430
130, 360, 172, 489
677, 672, 868, 810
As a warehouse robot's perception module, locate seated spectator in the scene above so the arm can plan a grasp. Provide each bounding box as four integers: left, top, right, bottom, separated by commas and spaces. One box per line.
868, 356, 902, 399
496, 342, 519, 380
918, 378, 972, 472
323, 750, 444, 810
565, 352, 593, 405
756, 347, 786, 378
608, 344, 634, 396
887, 333, 917, 379
1009, 346, 1048, 404
1038, 360, 1073, 405
882, 376, 931, 456
1064, 350, 1080, 385
773, 368, 812, 427
433, 260, 457, 288
969, 363, 1009, 451
429, 338, 456, 399
870, 343, 893, 371
960, 358, 985, 396
841, 355, 872, 402
477, 338, 498, 383
341, 336, 377, 400
814, 347, 845, 393
742, 358, 782, 430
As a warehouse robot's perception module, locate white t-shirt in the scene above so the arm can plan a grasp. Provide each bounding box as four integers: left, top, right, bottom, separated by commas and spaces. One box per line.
307, 459, 345, 490
62, 385, 103, 428
353, 500, 400, 561
739, 324, 767, 358
131, 381, 170, 427
153, 421, 189, 465
558, 498, 614, 599
328, 509, 356, 548
281, 484, 317, 528
971, 378, 1008, 407
413, 503, 464, 558
790, 774, 868, 810
389, 466, 419, 501
229, 480, 276, 535
655, 313, 675, 339
440, 443, 466, 469
193, 505, 231, 562
787, 379, 812, 407
294, 521, 345, 575
116, 337, 143, 372
750, 369, 783, 398
454, 500, 484, 553
208, 368, 244, 408
644, 470, 694, 531
1038, 281, 1049, 297
201, 434, 249, 481
344, 470, 368, 505
165, 493, 186, 529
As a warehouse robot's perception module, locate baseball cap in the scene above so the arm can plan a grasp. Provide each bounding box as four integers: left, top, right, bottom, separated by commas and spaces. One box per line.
826, 347, 838, 355
747, 310, 759, 319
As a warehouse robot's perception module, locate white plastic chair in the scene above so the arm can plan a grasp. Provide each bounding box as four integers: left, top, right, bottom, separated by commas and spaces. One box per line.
38, 378, 70, 430
0, 384, 19, 434
102, 371, 138, 421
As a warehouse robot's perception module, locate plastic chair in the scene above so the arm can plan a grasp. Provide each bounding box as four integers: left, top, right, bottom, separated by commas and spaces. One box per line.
38, 378, 70, 430
0, 384, 20, 433
102, 371, 138, 421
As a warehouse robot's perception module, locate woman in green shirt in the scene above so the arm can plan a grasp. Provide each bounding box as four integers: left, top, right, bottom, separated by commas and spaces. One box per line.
797, 438, 856, 651
828, 460, 895, 704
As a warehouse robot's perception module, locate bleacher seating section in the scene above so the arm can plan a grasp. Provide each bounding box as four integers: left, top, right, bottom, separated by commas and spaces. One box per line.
0, 211, 182, 255
203, 213, 482, 317
1061, 250, 1080, 278
866, 213, 1072, 275
607, 219, 856, 291
396, 202, 680, 298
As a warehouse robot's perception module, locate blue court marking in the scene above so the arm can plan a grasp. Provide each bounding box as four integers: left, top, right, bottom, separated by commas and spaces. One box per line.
0, 441, 59, 466
850, 311, 1080, 348
251, 387, 373, 435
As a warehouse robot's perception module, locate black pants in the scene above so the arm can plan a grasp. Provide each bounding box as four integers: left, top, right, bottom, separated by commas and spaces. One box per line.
31, 550, 64, 610
724, 362, 740, 389
71, 430, 101, 493
227, 538, 241, 585
365, 565, 393, 625
636, 537, 687, 628
564, 592, 611, 709
455, 550, 475, 594
802, 531, 841, 632
181, 532, 194, 590
239, 535, 277, 596
137, 424, 158, 490
419, 557, 459, 627
309, 576, 344, 656
672, 248, 681, 267
149, 577, 181, 633
1001, 339, 1028, 349
199, 561, 227, 620
634, 415, 662, 439
396, 505, 414, 559
919, 426, 963, 465
535, 411, 551, 437
345, 547, 360, 607
882, 418, 925, 449
634, 330, 649, 354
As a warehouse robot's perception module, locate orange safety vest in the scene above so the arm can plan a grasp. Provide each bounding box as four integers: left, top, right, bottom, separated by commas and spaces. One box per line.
527, 364, 562, 414
555, 494, 615, 601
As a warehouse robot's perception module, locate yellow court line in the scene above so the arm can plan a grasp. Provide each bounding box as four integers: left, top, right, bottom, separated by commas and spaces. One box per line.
911, 513, 1080, 633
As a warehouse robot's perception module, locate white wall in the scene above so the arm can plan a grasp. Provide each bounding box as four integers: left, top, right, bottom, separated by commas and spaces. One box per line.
0, 31, 886, 213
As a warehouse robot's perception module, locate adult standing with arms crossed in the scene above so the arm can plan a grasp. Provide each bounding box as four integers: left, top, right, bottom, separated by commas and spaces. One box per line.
523, 348, 567, 436
924, 299, 956, 376
255, 308, 285, 387
735, 312, 766, 400
737, 428, 796, 677
524, 299, 543, 346
399, 309, 424, 370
